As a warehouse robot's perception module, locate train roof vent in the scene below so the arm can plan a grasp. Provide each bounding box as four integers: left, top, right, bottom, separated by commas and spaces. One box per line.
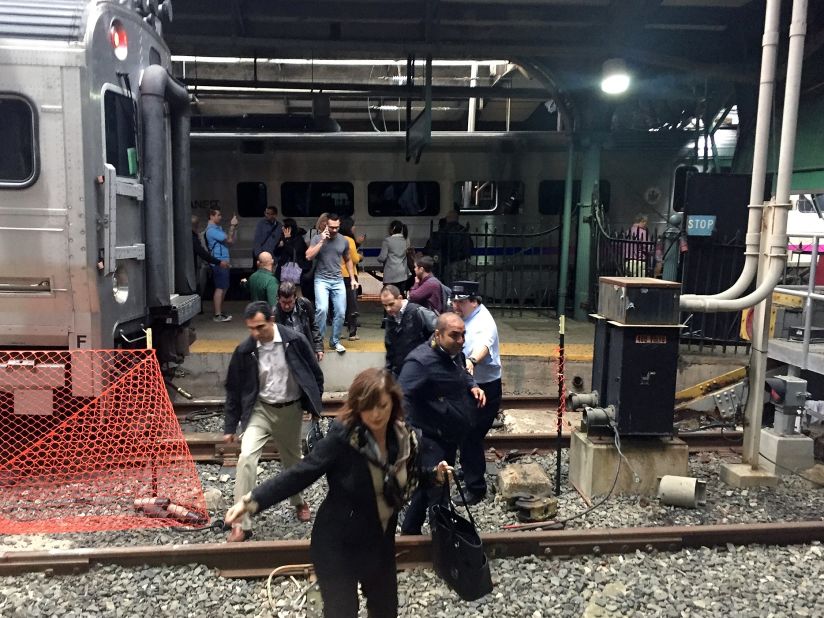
0, 0, 87, 41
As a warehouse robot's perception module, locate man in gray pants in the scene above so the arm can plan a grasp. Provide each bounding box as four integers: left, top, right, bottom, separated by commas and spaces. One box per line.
222, 301, 324, 541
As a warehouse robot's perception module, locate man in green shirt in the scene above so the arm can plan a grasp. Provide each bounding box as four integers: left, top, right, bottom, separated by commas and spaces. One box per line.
248, 252, 279, 306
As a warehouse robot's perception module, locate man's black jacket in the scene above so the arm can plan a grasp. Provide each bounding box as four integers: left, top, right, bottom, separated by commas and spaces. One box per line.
224, 324, 324, 434
274, 297, 323, 354
398, 340, 478, 443
384, 302, 436, 376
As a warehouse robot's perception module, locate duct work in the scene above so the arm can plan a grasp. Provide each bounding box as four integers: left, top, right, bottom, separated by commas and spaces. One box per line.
140, 64, 196, 308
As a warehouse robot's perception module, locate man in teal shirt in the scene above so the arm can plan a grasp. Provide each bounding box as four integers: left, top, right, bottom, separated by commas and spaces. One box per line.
248, 252, 279, 306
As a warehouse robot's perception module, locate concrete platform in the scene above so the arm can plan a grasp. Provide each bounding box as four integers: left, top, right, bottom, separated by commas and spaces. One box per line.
568, 430, 688, 501
176, 299, 751, 399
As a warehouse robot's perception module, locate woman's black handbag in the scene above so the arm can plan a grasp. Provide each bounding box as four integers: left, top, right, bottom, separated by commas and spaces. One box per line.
429, 477, 493, 601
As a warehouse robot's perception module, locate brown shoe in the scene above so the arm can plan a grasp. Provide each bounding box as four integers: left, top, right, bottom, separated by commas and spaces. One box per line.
296, 502, 311, 522
226, 524, 252, 542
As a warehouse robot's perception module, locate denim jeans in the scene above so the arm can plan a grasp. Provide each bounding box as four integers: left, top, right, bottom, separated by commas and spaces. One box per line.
314, 276, 347, 346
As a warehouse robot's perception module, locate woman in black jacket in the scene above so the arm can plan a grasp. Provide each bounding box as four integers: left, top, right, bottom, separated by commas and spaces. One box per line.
276, 217, 310, 291
225, 368, 450, 618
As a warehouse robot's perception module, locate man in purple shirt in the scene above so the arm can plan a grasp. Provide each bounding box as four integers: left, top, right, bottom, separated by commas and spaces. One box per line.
407, 256, 444, 313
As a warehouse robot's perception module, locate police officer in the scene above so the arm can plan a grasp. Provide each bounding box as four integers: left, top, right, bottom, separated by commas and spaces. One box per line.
450, 281, 502, 506
398, 312, 486, 535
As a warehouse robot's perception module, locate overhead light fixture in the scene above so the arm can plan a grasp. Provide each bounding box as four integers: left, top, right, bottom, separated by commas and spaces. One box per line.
600, 58, 630, 95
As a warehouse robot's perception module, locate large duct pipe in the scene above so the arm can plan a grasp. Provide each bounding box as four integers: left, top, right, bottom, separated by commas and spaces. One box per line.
172, 102, 196, 295
680, 0, 781, 306
140, 65, 194, 308
680, 0, 805, 314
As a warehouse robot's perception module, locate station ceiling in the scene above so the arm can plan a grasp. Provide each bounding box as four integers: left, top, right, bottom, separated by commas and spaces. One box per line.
164, 1, 824, 132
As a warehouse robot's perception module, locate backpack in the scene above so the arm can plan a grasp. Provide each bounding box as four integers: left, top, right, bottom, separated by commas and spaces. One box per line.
438, 282, 452, 314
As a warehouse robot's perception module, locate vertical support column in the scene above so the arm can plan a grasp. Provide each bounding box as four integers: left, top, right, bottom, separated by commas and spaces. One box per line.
557, 139, 575, 317
574, 139, 600, 321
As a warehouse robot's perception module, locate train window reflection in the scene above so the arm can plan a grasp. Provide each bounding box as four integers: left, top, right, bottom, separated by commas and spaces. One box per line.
454, 181, 523, 214
281, 182, 354, 218
103, 90, 138, 178
0, 95, 37, 187
368, 181, 439, 217
237, 182, 268, 218
539, 180, 611, 215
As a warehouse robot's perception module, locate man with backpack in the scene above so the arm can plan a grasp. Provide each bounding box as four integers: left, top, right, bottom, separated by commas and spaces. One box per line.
205, 207, 238, 322
408, 255, 449, 313
380, 284, 437, 377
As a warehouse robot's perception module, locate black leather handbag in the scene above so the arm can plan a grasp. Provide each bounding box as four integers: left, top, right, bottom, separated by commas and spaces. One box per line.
429, 477, 493, 601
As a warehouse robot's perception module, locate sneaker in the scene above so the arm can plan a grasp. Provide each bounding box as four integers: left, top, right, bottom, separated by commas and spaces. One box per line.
348, 334, 360, 341
213, 313, 232, 322
334, 342, 346, 354
296, 502, 311, 522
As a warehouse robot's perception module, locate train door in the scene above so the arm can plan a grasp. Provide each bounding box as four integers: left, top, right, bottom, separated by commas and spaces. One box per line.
0, 64, 74, 347
98, 84, 148, 342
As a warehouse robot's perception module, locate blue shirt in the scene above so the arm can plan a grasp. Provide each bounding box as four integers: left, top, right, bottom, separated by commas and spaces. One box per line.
205, 222, 230, 261
463, 303, 501, 384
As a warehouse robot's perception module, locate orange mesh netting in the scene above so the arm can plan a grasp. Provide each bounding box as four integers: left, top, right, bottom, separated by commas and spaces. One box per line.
0, 350, 207, 535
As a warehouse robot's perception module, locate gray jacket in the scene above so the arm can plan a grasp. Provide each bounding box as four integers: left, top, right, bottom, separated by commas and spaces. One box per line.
378, 234, 410, 285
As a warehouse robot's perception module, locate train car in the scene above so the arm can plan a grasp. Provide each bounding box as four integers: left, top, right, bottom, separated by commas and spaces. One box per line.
0, 0, 198, 362
189, 130, 689, 267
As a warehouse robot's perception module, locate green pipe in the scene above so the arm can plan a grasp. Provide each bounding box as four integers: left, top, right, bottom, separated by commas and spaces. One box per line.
573, 141, 601, 321
557, 139, 575, 317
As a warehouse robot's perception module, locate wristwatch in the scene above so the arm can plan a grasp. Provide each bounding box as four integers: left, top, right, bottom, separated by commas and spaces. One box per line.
468, 356, 478, 366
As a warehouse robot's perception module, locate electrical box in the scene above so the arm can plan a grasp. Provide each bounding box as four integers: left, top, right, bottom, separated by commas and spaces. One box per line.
592, 316, 680, 436
598, 277, 681, 325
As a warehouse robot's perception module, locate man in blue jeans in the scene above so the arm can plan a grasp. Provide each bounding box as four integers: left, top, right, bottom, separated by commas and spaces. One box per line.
305, 213, 358, 353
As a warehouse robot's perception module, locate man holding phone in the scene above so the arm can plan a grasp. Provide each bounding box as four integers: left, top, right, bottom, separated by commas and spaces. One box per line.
205, 207, 239, 322
305, 213, 358, 353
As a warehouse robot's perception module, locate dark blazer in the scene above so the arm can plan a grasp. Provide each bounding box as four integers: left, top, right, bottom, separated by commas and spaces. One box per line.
384, 302, 437, 376
224, 324, 324, 434
251, 421, 433, 562
398, 340, 478, 443
274, 297, 323, 354
253, 219, 283, 261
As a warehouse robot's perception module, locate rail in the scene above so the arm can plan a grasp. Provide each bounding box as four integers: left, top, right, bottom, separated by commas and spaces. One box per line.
2, 520, 823, 578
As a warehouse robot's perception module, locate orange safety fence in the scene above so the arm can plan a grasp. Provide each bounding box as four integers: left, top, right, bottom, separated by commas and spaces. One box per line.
0, 350, 207, 535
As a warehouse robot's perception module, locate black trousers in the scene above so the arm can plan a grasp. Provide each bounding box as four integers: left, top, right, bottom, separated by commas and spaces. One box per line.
342, 276, 359, 335
459, 378, 503, 495
315, 544, 398, 618
400, 433, 457, 535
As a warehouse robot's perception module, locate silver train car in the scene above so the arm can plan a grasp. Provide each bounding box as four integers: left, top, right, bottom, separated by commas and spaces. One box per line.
189, 131, 695, 298
0, 0, 199, 360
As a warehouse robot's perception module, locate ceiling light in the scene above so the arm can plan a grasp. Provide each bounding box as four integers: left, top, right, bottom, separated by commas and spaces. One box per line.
600, 58, 630, 95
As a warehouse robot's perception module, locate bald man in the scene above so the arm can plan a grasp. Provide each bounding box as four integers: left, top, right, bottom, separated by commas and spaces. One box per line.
398, 312, 486, 535
248, 251, 279, 306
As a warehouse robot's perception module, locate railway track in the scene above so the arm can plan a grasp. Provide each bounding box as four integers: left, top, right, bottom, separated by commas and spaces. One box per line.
184, 430, 742, 464
2, 520, 821, 578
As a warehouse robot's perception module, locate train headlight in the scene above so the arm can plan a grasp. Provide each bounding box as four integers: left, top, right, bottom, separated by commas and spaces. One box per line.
112, 268, 129, 304
109, 20, 128, 61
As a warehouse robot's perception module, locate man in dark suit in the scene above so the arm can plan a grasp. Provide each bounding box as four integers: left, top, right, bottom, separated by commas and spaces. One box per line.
381, 284, 436, 376
223, 301, 324, 541
398, 312, 486, 535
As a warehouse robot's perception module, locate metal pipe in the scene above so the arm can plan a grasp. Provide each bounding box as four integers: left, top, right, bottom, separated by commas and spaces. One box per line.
172, 96, 196, 295
681, 0, 780, 303
557, 140, 575, 316
463, 62, 479, 212
743, 0, 808, 469
574, 142, 600, 321
801, 238, 819, 368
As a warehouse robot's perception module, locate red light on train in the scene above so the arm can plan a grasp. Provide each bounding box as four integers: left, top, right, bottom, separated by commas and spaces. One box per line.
109, 20, 128, 61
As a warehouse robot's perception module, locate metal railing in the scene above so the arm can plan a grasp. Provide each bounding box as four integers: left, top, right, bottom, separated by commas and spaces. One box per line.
430, 222, 561, 316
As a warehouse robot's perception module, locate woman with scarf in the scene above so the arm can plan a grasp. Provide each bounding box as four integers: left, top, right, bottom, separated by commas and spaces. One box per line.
225, 367, 451, 618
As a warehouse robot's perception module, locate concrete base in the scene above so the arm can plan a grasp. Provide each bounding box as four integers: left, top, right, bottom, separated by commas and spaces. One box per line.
497, 462, 552, 500
568, 430, 688, 501
719, 463, 779, 488
758, 428, 814, 476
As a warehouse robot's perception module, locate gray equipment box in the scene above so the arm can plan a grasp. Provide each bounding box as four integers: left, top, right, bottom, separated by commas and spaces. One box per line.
597, 277, 681, 325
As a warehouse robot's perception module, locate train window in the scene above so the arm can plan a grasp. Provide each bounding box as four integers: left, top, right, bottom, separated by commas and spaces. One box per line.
237, 182, 268, 217
0, 95, 38, 187
454, 181, 523, 214
367, 182, 439, 217
281, 182, 355, 218
538, 180, 611, 215
103, 90, 138, 178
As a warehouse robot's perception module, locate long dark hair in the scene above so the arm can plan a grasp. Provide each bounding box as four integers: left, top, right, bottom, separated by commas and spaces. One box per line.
339, 368, 405, 429
340, 217, 356, 239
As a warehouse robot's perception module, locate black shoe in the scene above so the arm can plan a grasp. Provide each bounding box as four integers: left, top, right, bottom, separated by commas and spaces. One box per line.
452, 491, 485, 507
